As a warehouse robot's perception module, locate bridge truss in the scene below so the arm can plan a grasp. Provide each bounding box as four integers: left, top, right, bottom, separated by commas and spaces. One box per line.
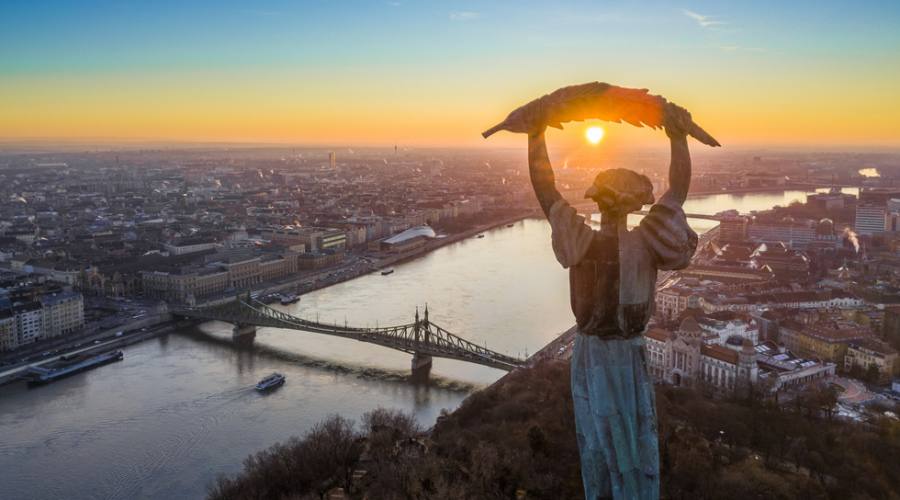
174, 297, 523, 371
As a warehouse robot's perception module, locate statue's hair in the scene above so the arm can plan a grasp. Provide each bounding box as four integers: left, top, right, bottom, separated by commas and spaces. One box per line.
585, 168, 655, 216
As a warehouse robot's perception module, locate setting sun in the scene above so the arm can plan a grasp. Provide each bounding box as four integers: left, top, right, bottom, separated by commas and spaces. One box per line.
586, 126, 605, 144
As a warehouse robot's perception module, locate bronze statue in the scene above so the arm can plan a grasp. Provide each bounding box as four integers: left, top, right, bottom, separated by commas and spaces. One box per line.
484, 82, 719, 499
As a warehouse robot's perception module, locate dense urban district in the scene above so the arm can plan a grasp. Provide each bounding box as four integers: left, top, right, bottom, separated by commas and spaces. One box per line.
2, 146, 900, 497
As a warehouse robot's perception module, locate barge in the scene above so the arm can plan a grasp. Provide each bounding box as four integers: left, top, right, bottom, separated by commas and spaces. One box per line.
22, 350, 124, 386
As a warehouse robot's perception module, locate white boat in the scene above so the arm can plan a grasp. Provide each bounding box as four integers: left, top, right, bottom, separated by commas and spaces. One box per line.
255, 372, 286, 392
278, 293, 299, 305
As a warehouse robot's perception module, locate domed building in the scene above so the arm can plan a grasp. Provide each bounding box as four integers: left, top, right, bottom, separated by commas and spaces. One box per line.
643, 314, 759, 396
725, 334, 745, 348
378, 225, 436, 253
816, 218, 834, 236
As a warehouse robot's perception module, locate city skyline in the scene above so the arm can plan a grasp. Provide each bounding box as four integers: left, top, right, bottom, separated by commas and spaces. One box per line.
2, 0, 899, 149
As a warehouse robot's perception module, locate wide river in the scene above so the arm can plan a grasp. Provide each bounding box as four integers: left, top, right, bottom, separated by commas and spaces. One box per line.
0, 189, 854, 500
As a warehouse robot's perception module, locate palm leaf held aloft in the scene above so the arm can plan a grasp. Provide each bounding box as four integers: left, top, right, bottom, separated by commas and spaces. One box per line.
482, 82, 720, 147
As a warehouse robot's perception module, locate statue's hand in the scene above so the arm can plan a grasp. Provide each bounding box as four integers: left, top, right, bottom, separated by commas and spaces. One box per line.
663, 102, 692, 140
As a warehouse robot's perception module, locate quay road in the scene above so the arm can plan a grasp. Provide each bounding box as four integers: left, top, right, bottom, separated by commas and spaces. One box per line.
0, 320, 180, 385
0, 296, 163, 375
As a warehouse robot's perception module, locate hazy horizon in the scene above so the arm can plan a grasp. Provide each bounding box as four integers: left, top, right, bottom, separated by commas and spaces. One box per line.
2, 137, 900, 156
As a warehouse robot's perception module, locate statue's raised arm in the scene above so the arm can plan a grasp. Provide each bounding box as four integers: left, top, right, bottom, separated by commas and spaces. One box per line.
662, 103, 696, 206
527, 130, 562, 218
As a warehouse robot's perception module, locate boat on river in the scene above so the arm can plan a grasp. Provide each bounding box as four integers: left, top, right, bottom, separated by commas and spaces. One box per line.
381, 269, 394, 276
278, 293, 300, 305
22, 350, 124, 386
256, 373, 286, 392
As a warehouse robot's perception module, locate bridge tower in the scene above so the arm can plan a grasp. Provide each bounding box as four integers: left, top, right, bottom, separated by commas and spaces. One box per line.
232, 323, 257, 345
411, 305, 432, 382
231, 292, 257, 346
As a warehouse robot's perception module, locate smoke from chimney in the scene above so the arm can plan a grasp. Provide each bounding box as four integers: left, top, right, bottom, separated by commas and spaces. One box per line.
842, 228, 859, 253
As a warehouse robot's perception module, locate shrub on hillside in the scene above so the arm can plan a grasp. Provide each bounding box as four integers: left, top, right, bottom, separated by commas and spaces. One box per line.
209, 359, 900, 499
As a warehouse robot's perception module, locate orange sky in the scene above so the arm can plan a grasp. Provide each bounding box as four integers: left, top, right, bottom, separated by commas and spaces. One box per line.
2, 2, 899, 149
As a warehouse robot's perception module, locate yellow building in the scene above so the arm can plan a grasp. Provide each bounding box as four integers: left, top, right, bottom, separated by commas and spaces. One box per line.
0, 312, 17, 351
778, 323, 869, 365
844, 339, 899, 383
39, 291, 84, 338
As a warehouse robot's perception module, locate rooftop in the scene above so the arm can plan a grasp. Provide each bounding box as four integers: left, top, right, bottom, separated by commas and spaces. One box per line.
383, 225, 436, 245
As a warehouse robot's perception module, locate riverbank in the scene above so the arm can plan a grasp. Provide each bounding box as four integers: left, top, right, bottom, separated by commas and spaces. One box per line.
686, 184, 827, 197
194, 210, 533, 307
0, 317, 182, 385
372, 211, 533, 270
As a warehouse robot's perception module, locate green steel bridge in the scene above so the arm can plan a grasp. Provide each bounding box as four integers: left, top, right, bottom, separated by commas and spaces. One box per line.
173, 296, 524, 376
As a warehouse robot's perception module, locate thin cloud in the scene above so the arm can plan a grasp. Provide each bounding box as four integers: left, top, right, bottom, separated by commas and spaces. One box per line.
387, 1, 401, 6
449, 11, 480, 21
683, 9, 726, 29
719, 45, 765, 53
239, 8, 281, 17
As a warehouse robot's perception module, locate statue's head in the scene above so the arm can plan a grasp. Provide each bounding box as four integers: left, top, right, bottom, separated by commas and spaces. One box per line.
584, 168, 654, 217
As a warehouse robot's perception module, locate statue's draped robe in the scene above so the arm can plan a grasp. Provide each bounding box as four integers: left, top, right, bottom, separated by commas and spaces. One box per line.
548, 192, 697, 500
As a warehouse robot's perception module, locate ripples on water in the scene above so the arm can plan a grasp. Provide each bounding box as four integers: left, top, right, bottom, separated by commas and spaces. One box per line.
0, 189, 846, 499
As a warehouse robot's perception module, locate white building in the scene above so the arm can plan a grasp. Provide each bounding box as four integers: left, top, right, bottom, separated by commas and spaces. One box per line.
0, 291, 86, 351
655, 285, 698, 322
644, 317, 758, 396
699, 340, 758, 395
747, 220, 816, 248
14, 302, 44, 346
696, 311, 760, 345
163, 239, 218, 256
855, 203, 887, 236
755, 342, 836, 392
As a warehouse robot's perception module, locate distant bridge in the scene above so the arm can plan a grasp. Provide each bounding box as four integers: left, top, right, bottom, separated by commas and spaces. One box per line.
634, 209, 722, 221
569, 200, 725, 221
173, 296, 524, 378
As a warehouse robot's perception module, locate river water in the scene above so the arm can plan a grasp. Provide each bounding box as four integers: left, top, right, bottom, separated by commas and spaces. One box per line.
0, 188, 853, 500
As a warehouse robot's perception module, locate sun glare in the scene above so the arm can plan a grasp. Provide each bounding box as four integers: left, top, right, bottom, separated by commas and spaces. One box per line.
586, 126, 605, 144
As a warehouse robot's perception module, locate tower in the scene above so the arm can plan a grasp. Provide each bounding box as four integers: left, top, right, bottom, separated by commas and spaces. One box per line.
736, 338, 758, 396
410, 305, 432, 382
